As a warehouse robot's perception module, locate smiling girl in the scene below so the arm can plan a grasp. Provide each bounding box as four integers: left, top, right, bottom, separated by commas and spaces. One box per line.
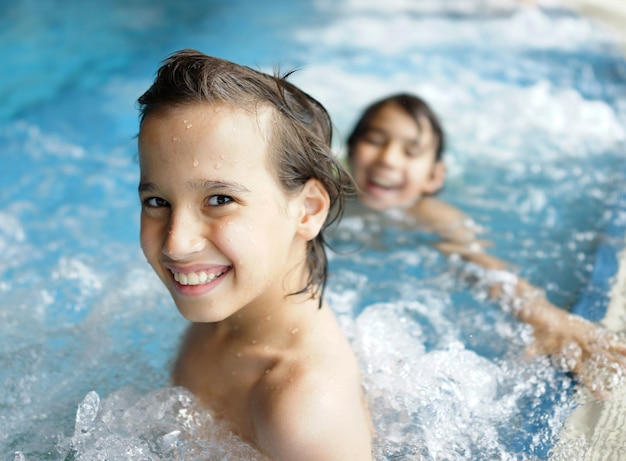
137, 50, 372, 460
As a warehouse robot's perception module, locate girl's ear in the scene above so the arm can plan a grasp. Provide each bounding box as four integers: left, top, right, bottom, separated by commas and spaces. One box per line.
423, 161, 446, 195
296, 179, 330, 241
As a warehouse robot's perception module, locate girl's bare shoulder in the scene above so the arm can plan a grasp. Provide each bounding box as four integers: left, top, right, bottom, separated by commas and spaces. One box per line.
251, 307, 371, 459
251, 344, 371, 460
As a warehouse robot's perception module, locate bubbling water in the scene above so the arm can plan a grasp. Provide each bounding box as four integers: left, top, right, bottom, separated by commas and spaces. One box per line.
36, 282, 575, 461
59, 388, 268, 461
325, 221, 577, 460
2, 0, 626, 459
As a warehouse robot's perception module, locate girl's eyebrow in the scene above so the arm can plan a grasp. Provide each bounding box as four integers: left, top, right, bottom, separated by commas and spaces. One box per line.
189, 179, 251, 194
138, 179, 251, 195
138, 181, 156, 194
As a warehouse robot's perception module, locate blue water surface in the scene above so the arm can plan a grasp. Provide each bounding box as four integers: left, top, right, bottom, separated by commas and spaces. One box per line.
1, 1, 625, 460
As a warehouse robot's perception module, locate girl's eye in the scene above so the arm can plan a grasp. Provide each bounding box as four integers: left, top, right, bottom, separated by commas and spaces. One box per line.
144, 197, 169, 208
207, 195, 234, 206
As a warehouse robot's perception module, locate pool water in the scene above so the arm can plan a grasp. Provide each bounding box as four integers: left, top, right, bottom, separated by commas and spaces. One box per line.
1, 0, 625, 459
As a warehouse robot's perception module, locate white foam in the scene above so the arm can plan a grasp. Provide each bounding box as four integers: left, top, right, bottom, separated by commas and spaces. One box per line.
0, 211, 28, 274
288, 4, 626, 164
355, 303, 517, 458
59, 387, 269, 461
299, 5, 606, 52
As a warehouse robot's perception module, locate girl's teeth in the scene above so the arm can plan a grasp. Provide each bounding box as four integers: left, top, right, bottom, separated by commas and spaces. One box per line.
173, 270, 224, 286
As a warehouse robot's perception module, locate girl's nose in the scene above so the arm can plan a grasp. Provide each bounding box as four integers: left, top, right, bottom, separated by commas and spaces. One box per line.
162, 211, 207, 260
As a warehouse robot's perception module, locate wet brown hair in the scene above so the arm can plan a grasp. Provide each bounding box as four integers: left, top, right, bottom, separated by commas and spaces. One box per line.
137, 49, 353, 303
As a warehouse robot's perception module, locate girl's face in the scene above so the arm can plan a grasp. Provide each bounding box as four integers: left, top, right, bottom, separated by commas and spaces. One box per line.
349, 102, 444, 211
138, 104, 306, 323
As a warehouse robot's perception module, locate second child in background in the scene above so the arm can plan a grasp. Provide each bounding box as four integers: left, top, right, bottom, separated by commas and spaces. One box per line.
346, 93, 626, 397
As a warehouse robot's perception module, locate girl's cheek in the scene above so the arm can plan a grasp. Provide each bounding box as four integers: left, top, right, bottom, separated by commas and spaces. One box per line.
139, 217, 168, 256
139, 228, 156, 259
213, 219, 245, 248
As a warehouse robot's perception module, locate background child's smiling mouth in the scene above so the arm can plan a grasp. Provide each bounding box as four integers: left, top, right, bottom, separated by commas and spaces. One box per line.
366, 178, 400, 194
369, 175, 397, 189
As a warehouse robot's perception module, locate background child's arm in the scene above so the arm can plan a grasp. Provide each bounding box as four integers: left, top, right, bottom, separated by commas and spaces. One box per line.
410, 196, 488, 246
511, 278, 626, 398
410, 197, 626, 397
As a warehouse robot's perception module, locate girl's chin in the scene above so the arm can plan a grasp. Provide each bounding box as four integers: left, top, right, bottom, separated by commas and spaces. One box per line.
177, 306, 230, 323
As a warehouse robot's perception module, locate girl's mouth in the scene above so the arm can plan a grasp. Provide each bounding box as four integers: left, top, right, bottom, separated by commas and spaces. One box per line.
169, 267, 230, 286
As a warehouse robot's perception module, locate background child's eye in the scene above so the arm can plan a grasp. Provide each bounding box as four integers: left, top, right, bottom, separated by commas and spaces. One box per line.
144, 197, 169, 207
207, 195, 234, 206
406, 149, 422, 158
363, 135, 385, 146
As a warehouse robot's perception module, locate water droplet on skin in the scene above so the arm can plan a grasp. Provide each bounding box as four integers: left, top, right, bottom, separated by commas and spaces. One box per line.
186, 124, 193, 129
264, 345, 270, 352
213, 162, 222, 169
290, 328, 299, 335
172, 136, 180, 142
193, 158, 199, 167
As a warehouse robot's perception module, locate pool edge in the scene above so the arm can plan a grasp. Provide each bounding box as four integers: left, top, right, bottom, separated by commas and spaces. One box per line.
559, 0, 626, 52
548, 0, 626, 456
550, 244, 626, 460
601, 246, 626, 332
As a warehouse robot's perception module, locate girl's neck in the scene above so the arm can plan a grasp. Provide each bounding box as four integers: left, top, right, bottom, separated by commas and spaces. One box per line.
217, 287, 323, 345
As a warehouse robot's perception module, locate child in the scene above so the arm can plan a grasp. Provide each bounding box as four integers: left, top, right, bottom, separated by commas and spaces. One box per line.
346, 93, 626, 397
136, 49, 373, 460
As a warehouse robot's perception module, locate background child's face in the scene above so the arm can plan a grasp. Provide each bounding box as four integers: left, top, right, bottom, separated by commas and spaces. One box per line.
349, 103, 443, 211
138, 104, 305, 322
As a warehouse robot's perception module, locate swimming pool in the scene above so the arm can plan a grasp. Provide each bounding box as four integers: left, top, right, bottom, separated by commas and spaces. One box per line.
2, 0, 625, 459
